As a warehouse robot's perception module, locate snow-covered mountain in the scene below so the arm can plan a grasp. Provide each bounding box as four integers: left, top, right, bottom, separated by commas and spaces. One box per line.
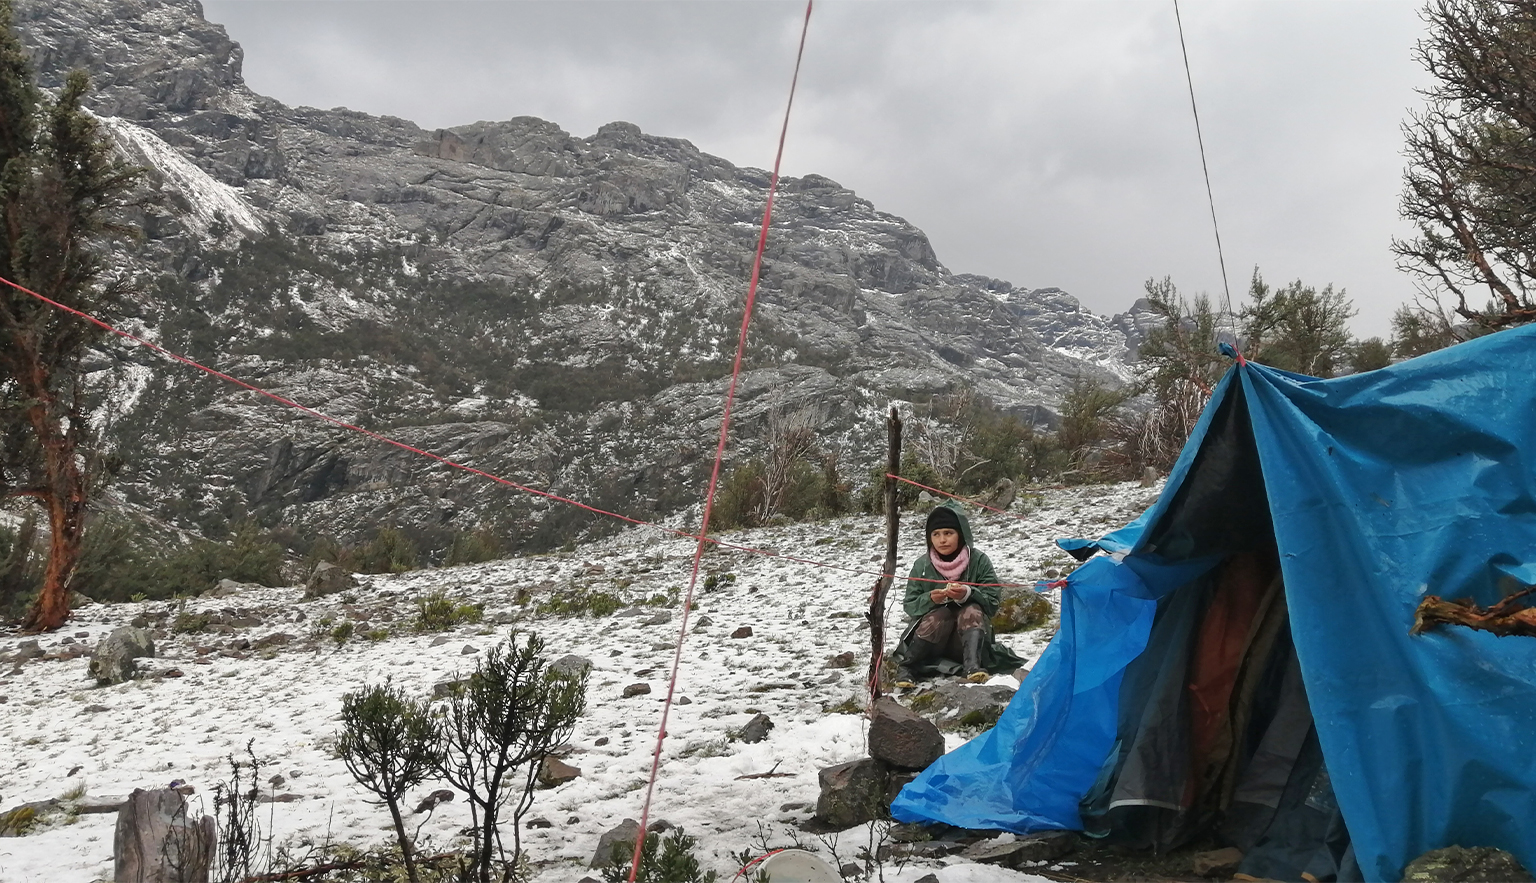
12, 0, 1144, 552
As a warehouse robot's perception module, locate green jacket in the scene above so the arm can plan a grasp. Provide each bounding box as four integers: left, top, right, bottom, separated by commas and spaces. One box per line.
893, 503, 1024, 677
902, 504, 1003, 620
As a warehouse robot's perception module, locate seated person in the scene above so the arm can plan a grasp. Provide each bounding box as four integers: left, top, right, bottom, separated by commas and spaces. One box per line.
892, 503, 1024, 686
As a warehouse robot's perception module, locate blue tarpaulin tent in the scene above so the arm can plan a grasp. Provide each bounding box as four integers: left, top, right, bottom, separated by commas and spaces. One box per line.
889, 325, 1536, 882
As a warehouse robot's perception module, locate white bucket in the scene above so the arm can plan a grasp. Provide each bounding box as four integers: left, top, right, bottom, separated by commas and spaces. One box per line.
752, 848, 840, 883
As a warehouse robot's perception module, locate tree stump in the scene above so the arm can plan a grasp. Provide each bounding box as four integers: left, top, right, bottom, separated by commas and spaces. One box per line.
114, 788, 215, 883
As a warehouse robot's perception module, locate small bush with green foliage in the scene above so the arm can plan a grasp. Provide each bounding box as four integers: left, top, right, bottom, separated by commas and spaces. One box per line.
535, 585, 625, 618
65, 517, 286, 603
336, 682, 442, 883
414, 592, 484, 632
437, 631, 588, 882
602, 828, 718, 883
444, 528, 503, 566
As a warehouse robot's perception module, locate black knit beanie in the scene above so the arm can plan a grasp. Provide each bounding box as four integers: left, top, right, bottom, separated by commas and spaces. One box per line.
926, 506, 963, 542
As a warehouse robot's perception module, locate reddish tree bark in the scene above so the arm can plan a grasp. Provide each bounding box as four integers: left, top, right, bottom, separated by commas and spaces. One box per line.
1412, 586, 1536, 638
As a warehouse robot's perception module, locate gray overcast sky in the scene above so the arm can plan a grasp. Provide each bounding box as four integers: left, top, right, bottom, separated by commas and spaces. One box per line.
200, 0, 1431, 338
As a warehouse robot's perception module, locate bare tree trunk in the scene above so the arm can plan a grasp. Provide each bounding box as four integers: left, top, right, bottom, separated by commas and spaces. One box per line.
21, 401, 85, 632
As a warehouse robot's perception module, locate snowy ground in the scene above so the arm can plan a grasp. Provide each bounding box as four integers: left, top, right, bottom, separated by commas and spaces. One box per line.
0, 481, 1159, 883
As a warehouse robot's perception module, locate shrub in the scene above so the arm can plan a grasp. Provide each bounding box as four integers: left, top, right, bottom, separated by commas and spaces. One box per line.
172, 610, 213, 634
69, 517, 286, 603
414, 592, 484, 632
536, 585, 625, 618
602, 828, 718, 883
0, 518, 42, 621
437, 631, 588, 883
445, 527, 503, 566
336, 682, 441, 883
349, 526, 421, 575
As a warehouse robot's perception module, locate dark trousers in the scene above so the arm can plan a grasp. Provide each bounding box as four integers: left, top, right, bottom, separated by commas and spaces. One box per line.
914, 602, 987, 663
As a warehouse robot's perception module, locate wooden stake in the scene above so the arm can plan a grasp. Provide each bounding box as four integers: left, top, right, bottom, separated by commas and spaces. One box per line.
867, 407, 902, 701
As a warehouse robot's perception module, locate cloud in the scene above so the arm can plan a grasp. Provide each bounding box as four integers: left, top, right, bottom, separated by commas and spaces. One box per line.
204, 0, 1434, 337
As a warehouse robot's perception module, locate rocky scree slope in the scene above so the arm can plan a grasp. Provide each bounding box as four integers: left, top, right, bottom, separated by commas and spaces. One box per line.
14, 0, 1139, 553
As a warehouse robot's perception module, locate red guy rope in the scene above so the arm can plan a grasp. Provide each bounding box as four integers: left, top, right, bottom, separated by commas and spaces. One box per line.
629, 2, 814, 877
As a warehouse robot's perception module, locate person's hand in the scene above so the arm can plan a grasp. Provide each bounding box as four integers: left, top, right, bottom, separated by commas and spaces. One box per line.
929, 588, 948, 604
945, 583, 968, 602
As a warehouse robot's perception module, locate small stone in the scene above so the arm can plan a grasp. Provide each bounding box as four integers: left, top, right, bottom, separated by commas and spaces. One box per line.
623, 683, 651, 698
825, 651, 856, 668
693, 615, 713, 628
74, 631, 90, 639
88, 627, 155, 685
412, 789, 455, 814
815, 758, 890, 829
738, 712, 773, 743
526, 817, 553, 829
868, 697, 944, 770
538, 757, 582, 788
567, 816, 580, 824
429, 635, 451, 647
594, 737, 610, 746
305, 561, 356, 598
841, 864, 864, 879
461, 645, 478, 655
677, 696, 692, 705
731, 626, 753, 639
1191, 846, 1244, 877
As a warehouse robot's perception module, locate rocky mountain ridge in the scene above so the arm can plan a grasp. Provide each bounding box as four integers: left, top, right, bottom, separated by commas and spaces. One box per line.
13, 0, 1146, 554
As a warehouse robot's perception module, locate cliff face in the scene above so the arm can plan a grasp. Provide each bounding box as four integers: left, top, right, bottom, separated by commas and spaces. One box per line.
14, 0, 1139, 551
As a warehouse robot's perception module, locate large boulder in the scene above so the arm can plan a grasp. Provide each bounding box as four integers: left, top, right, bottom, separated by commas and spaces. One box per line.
114, 788, 215, 882
90, 627, 155, 686
1402, 846, 1534, 882
868, 697, 944, 770
304, 562, 355, 599
815, 758, 890, 829
991, 586, 1053, 633
908, 681, 1016, 732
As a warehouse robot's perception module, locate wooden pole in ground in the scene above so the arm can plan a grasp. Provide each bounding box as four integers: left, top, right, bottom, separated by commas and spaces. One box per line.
867, 406, 902, 702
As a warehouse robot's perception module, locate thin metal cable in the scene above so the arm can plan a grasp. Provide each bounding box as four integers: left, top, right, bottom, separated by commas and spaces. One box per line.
1173, 0, 1235, 318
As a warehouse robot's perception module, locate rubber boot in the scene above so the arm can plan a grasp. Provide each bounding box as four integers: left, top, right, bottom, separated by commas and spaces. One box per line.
895, 637, 941, 688
961, 629, 989, 683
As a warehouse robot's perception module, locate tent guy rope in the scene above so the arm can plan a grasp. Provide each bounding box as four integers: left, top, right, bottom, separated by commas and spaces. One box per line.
628, 2, 815, 876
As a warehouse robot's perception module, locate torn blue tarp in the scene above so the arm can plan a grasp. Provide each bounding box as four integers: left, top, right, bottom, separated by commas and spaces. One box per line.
889, 324, 1536, 881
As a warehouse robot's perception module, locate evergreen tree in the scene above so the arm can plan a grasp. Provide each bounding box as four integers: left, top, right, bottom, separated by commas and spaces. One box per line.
0, 0, 138, 630
1239, 269, 1356, 377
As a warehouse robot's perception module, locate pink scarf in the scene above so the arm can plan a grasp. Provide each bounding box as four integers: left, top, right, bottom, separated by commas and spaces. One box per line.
929, 545, 971, 581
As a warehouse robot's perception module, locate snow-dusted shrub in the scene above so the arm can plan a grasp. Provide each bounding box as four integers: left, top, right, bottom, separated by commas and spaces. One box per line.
437, 631, 588, 883
336, 682, 441, 883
